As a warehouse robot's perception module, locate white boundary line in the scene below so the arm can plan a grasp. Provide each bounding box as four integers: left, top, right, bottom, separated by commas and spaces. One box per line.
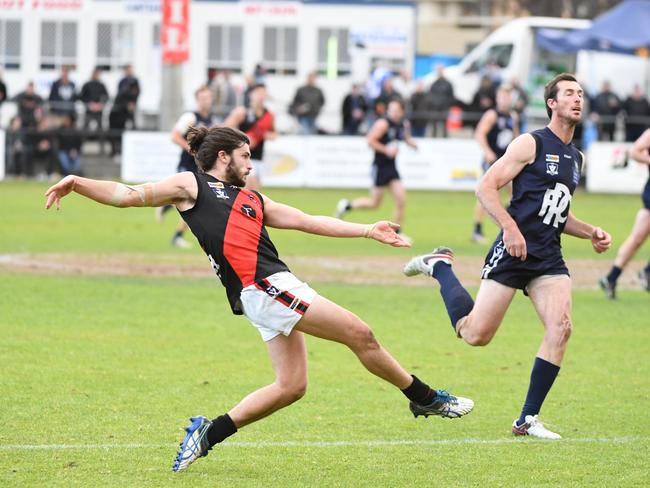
2, 437, 648, 450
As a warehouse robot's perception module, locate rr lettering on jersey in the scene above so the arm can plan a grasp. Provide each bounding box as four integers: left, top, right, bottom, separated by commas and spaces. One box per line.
538, 182, 571, 228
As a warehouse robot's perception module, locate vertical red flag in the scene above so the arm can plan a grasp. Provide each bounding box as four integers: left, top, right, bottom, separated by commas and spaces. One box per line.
162, 0, 190, 64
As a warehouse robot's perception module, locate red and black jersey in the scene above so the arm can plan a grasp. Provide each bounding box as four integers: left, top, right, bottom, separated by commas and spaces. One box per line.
180, 172, 289, 314
239, 108, 273, 160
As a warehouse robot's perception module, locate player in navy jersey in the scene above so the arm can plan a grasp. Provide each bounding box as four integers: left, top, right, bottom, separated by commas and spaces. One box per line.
472, 84, 519, 243
403, 73, 612, 439
158, 85, 221, 248
45, 126, 474, 473
600, 127, 650, 297
335, 99, 417, 242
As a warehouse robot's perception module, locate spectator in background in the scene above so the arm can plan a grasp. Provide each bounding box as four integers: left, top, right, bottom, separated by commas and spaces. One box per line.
290, 71, 325, 135
592, 80, 621, 141
510, 77, 529, 132
254, 63, 267, 84
409, 80, 430, 138
469, 75, 496, 128
57, 114, 83, 176
14, 81, 43, 130
392, 69, 414, 101
211, 69, 238, 118
49, 65, 77, 123
0, 71, 6, 109
117, 64, 140, 128
429, 64, 454, 138
373, 78, 401, 120
623, 84, 650, 142
341, 83, 367, 135
24, 117, 57, 178
80, 67, 109, 131
6, 116, 24, 176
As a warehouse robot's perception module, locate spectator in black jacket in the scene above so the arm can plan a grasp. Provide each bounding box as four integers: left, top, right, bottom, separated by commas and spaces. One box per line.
0, 71, 7, 109
290, 71, 325, 134
410, 80, 430, 137
592, 81, 622, 141
341, 84, 367, 135
429, 64, 454, 137
116, 64, 140, 128
80, 67, 109, 130
14, 81, 43, 129
49, 65, 77, 122
623, 84, 650, 142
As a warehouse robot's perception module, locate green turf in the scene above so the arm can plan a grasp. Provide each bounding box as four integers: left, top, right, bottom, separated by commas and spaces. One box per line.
1, 181, 649, 486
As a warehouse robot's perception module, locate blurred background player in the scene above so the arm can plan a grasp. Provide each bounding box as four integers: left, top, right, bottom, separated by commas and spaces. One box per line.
472, 84, 519, 243
600, 127, 650, 298
224, 83, 276, 191
157, 85, 220, 248
335, 99, 417, 243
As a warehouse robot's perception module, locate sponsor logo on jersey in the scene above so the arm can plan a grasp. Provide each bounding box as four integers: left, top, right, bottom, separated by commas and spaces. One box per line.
208, 182, 229, 199
546, 162, 559, 176
208, 181, 225, 189
240, 204, 257, 219
545, 154, 560, 163
563, 154, 572, 159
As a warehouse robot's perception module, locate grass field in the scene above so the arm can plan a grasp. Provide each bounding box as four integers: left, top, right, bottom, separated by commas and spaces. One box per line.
1, 182, 649, 487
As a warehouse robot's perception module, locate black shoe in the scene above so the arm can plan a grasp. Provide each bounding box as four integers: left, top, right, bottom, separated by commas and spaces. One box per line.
599, 277, 616, 299
409, 389, 474, 419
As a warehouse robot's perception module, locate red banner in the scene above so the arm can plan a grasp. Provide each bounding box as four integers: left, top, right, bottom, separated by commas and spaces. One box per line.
162, 0, 189, 64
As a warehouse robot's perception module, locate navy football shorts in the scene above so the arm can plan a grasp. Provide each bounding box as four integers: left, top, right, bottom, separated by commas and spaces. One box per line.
372, 162, 400, 187
481, 239, 569, 292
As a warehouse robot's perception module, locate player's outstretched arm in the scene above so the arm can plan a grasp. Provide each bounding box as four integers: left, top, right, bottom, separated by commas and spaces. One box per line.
477, 133, 536, 260
261, 195, 410, 248
564, 211, 612, 253
45, 173, 196, 210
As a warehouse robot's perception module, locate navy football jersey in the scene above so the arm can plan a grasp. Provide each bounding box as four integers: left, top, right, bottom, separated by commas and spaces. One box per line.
487, 111, 516, 159
373, 117, 406, 166
178, 111, 221, 172
500, 127, 582, 259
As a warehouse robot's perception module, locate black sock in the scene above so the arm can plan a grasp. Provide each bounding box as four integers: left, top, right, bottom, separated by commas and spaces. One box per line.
474, 222, 482, 235
401, 375, 436, 405
173, 230, 184, 239
432, 262, 475, 331
345, 202, 352, 211
645, 261, 650, 273
161, 204, 173, 215
206, 414, 237, 448
517, 357, 560, 426
606, 265, 622, 284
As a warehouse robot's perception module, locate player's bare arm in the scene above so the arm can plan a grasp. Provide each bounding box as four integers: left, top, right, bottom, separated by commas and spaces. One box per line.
45, 172, 197, 211
171, 128, 191, 153
261, 194, 410, 248
223, 107, 246, 128
367, 119, 395, 158
630, 128, 650, 165
475, 109, 498, 163
564, 211, 612, 253
477, 133, 536, 260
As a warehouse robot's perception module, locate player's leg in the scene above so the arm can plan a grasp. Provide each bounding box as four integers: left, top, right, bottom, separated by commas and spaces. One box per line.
403, 248, 515, 345
388, 179, 406, 229
171, 220, 192, 248
600, 208, 650, 298
173, 332, 307, 472
294, 295, 474, 418
227, 331, 308, 428
350, 186, 385, 211
512, 275, 571, 439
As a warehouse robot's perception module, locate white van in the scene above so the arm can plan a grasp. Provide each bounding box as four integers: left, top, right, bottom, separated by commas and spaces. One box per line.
434, 17, 647, 116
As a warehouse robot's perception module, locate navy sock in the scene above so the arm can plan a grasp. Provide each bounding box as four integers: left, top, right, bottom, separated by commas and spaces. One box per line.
432, 262, 474, 331
517, 357, 560, 426
606, 265, 622, 284
474, 222, 482, 235
401, 375, 436, 405
173, 230, 184, 239
645, 261, 650, 273
207, 414, 237, 448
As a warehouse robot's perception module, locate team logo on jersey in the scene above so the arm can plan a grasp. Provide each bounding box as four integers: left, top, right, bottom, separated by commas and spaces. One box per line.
240, 204, 257, 219
538, 182, 571, 228
545, 154, 560, 162
208, 182, 229, 199
546, 162, 559, 176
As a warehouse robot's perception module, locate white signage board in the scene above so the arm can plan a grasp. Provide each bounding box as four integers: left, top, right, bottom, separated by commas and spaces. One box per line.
121, 131, 179, 182
586, 142, 648, 194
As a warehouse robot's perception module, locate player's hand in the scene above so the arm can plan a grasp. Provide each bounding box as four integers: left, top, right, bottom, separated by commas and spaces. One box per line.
591, 227, 612, 253
45, 175, 76, 210
503, 224, 527, 260
367, 221, 411, 248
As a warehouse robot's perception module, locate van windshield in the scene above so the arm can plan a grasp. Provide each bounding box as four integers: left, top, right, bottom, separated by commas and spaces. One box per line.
466, 44, 513, 73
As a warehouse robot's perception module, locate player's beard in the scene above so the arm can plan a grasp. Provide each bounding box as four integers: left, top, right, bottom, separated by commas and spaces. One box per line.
225, 161, 247, 187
